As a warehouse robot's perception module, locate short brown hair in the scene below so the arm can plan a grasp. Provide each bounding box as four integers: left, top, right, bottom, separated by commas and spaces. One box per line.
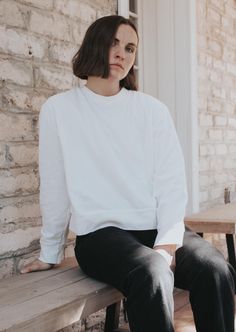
72, 15, 138, 91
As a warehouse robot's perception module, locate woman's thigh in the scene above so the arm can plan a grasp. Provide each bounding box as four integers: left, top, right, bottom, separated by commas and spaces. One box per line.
74, 226, 170, 294
174, 228, 236, 290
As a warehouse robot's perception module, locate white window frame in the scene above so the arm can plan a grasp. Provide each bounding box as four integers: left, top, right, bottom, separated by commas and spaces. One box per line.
118, 0, 144, 91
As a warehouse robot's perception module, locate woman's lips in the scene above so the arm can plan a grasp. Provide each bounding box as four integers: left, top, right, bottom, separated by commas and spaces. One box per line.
110, 63, 124, 70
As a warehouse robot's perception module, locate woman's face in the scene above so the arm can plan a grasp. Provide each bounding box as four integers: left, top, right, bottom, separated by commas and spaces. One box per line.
108, 24, 138, 82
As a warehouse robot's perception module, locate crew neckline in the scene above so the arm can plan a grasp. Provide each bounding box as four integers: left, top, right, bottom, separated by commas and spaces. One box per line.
80, 84, 128, 103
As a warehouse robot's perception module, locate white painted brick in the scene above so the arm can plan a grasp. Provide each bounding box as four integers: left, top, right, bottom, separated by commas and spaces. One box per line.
0, 169, 39, 196
36, 67, 74, 90
198, 81, 210, 97
208, 129, 223, 140
224, 159, 236, 169
224, 103, 234, 114
0, 59, 32, 86
198, 95, 207, 110
197, 35, 208, 50
29, 10, 70, 41
198, 66, 208, 80
72, 20, 89, 45
214, 173, 228, 184
7, 143, 38, 167
210, 26, 227, 42
229, 145, 236, 154
0, 258, 14, 279
200, 144, 215, 156
199, 174, 212, 187
199, 158, 209, 171
197, 1, 207, 18
19, 0, 53, 10
3, 89, 46, 113
54, 0, 81, 19
0, 112, 36, 141
199, 127, 208, 140
0, 144, 5, 167
211, 86, 226, 99
0, 227, 40, 255
230, 90, 236, 102
210, 0, 225, 11
226, 63, 236, 76
5, 90, 48, 112
199, 113, 213, 126
228, 117, 236, 128
225, 130, 236, 140
210, 187, 223, 201
207, 99, 222, 112
207, 7, 221, 24
79, 3, 97, 24
214, 115, 227, 126
31, 94, 48, 112
199, 190, 209, 203
209, 70, 222, 83
49, 41, 77, 65
0, 27, 47, 59
3, 89, 32, 111
0, 0, 26, 28
0, 202, 40, 225
210, 158, 223, 171
221, 17, 234, 34
215, 144, 228, 155
213, 59, 226, 71
225, 4, 236, 18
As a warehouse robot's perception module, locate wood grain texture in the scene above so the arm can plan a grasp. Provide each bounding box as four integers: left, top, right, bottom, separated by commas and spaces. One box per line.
0, 257, 123, 332
185, 202, 236, 234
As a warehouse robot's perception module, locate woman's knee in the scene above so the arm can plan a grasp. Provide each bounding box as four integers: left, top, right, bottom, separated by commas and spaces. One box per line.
195, 254, 235, 291
123, 253, 174, 298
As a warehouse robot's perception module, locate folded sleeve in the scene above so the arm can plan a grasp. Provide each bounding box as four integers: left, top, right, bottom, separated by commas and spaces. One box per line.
153, 103, 188, 248
38, 100, 71, 264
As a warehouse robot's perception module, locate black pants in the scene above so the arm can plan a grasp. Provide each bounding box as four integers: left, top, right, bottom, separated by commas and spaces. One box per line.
74, 227, 236, 332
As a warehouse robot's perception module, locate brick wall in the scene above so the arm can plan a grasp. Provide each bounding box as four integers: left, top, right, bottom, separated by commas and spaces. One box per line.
0, 0, 117, 280
196, 0, 236, 256
197, 0, 236, 210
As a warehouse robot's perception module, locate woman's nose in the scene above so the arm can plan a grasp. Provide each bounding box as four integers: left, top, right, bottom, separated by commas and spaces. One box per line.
115, 47, 125, 59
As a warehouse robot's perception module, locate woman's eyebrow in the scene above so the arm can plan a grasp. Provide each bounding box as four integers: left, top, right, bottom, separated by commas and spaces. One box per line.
128, 42, 137, 48
114, 38, 137, 48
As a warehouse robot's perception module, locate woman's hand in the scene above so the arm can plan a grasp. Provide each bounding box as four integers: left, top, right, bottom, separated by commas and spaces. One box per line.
153, 244, 177, 270
20, 259, 55, 274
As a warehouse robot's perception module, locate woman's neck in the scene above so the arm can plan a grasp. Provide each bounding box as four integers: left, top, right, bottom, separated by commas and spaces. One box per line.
86, 77, 121, 96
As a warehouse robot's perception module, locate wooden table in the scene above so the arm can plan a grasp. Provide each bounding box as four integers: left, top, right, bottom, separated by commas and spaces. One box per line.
184, 202, 236, 270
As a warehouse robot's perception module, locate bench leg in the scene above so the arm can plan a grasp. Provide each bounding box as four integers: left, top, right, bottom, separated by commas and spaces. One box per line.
226, 234, 236, 271
104, 301, 121, 332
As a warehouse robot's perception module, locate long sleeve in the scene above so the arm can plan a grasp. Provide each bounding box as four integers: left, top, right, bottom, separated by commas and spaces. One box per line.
153, 104, 188, 247
38, 100, 71, 264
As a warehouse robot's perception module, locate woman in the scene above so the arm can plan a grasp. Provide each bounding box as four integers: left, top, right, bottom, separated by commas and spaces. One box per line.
21, 15, 235, 332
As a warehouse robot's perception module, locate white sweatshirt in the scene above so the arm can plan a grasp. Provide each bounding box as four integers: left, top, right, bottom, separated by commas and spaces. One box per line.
39, 85, 188, 264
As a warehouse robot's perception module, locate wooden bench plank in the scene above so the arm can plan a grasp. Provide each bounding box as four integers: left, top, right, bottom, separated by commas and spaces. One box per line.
0, 267, 86, 308
0, 257, 77, 296
0, 256, 124, 332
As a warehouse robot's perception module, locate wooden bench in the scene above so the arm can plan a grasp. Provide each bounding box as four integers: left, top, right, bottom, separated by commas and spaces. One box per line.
0, 257, 124, 332
184, 201, 236, 270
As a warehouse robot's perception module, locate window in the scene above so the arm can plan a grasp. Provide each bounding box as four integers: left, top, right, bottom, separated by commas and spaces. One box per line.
118, 0, 143, 90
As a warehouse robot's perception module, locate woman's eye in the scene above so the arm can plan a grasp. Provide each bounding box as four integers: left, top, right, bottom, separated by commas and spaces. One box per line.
126, 47, 134, 53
